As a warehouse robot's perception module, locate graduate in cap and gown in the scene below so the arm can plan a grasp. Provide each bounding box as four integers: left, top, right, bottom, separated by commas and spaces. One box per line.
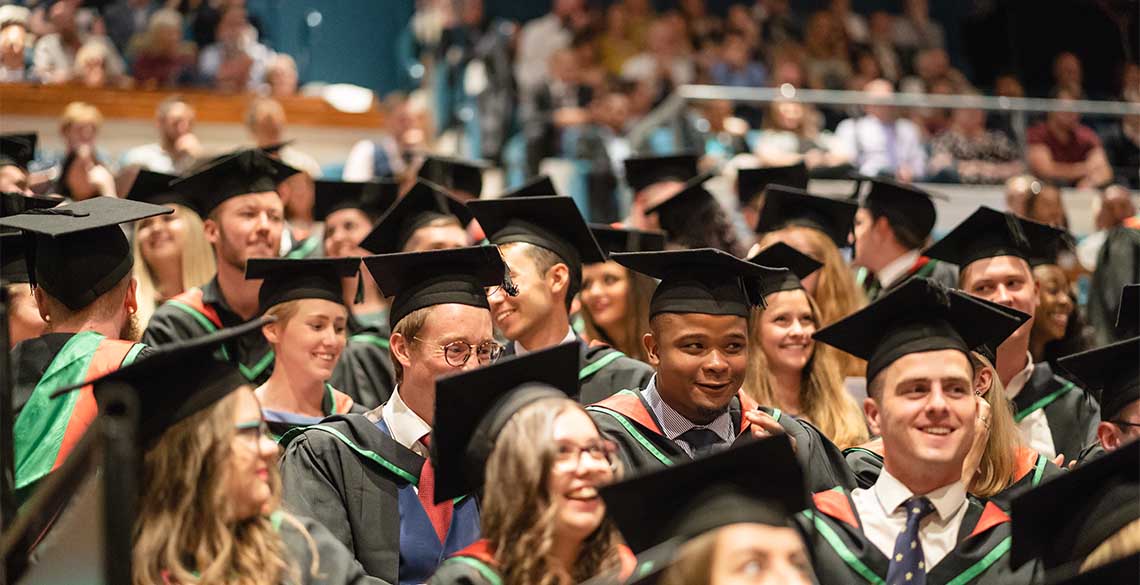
641, 172, 746, 257
359, 179, 474, 255
586, 248, 857, 492
804, 278, 1038, 585
926, 206, 1100, 465
142, 148, 300, 386
428, 342, 637, 585
2, 196, 170, 501
0, 132, 37, 195
416, 155, 487, 202
278, 246, 509, 584
622, 154, 700, 231
1, 191, 61, 348
735, 162, 809, 231
580, 224, 664, 363
469, 195, 655, 404
1058, 328, 1140, 465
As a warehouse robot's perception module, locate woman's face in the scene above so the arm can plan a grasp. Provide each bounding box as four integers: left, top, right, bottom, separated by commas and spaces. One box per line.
580, 262, 630, 332
323, 208, 373, 258
226, 388, 279, 522
1032, 264, 1073, 343
708, 524, 813, 585
136, 208, 188, 266
773, 101, 804, 131
758, 290, 816, 375
269, 299, 348, 382
547, 407, 614, 545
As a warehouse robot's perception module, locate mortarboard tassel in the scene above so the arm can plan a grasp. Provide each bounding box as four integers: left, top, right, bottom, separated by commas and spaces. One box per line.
354, 270, 366, 305
502, 265, 519, 297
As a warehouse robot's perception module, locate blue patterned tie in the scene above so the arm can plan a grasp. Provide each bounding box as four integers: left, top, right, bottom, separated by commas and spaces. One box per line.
678, 427, 724, 458
886, 496, 935, 585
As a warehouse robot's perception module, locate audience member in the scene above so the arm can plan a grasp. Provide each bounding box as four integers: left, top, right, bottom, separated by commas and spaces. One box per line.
829, 0, 868, 44
1024, 182, 1070, 230
129, 8, 196, 88
53, 101, 117, 200
0, 18, 32, 82
598, 4, 639, 76
1051, 51, 1084, 98
679, 0, 722, 50
709, 31, 766, 89
245, 97, 321, 179
1026, 89, 1114, 188
695, 99, 751, 163
1076, 184, 1138, 271
121, 96, 203, 174
515, 0, 588, 97
102, 0, 158, 57
802, 11, 851, 91
755, 100, 849, 170
752, 0, 802, 45
1100, 97, 1139, 188
72, 38, 123, 88
928, 98, 1025, 184
197, 4, 273, 92
523, 47, 592, 176
621, 18, 695, 105
32, 0, 125, 84
264, 52, 299, 97
891, 0, 944, 51
1004, 174, 1040, 217
0, 132, 35, 195
865, 11, 901, 82
344, 92, 432, 182
834, 79, 927, 181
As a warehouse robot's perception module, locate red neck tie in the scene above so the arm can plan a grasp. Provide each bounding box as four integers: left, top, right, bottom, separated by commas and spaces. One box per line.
418, 434, 453, 543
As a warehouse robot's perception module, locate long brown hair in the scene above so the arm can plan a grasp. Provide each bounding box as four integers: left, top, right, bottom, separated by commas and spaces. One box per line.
480, 397, 625, 585
133, 391, 299, 585
967, 352, 1020, 499
744, 292, 868, 450
581, 263, 656, 362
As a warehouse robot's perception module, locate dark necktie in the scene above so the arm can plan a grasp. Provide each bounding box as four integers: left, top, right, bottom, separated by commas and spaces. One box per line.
678, 427, 724, 458
886, 496, 936, 585
417, 434, 453, 543
864, 273, 882, 301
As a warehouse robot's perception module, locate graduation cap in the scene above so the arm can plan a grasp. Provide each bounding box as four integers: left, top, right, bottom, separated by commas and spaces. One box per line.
737, 163, 809, 205
245, 257, 362, 314
0, 132, 36, 170
747, 241, 822, 297
431, 341, 580, 503
362, 245, 510, 330
611, 248, 788, 318
1010, 440, 1140, 571
1057, 336, 1139, 422
602, 435, 805, 555
813, 278, 1026, 383
358, 180, 472, 254
623, 153, 699, 193
124, 169, 183, 207
417, 154, 488, 198
1117, 284, 1138, 336
967, 295, 1033, 364
500, 175, 559, 198
643, 171, 720, 239
859, 177, 943, 243
754, 185, 857, 248
0, 192, 59, 283
589, 224, 667, 256
468, 195, 606, 273
169, 148, 299, 216
0, 197, 171, 310
1041, 553, 1139, 585
924, 206, 1068, 268
1, 191, 59, 224
312, 179, 399, 222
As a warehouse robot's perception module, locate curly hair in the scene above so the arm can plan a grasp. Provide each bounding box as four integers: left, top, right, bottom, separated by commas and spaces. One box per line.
480, 397, 624, 585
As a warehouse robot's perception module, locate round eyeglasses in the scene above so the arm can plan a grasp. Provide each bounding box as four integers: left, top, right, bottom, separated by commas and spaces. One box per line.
414, 337, 504, 367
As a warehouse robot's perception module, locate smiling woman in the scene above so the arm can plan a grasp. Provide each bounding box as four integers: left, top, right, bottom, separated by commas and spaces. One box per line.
132, 203, 216, 328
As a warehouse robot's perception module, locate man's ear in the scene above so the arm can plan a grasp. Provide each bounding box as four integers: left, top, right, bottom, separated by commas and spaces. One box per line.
124, 277, 138, 316
548, 262, 571, 300
864, 396, 882, 437
33, 286, 49, 323
390, 332, 413, 373
644, 331, 659, 367
204, 217, 220, 246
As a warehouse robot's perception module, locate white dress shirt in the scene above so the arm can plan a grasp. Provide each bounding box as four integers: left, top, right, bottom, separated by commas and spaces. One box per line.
641, 376, 734, 457
1003, 353, 1057, 459
876, 249, 921, 289
851, 468, 969, 569
380, 385, 431, 458
834, 115, 927, 179
513, 327, 578, 356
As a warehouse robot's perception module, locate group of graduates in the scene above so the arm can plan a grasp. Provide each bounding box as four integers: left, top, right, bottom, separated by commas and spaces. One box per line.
0, 135, 1138, 585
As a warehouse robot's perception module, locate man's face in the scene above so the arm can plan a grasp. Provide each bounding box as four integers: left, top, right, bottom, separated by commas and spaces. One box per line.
0, 165, 31, 195
206, 192, 284, 270
1098, 400, 1140, 452
646, 313, 749, 425
400, 304, 495, 421
849, 208, 882, 269
961, 256, 1038, 350
487, 244, 562, 343
159, 104, 194, 143
403, 223, 469, 252
866, 350, 976, 480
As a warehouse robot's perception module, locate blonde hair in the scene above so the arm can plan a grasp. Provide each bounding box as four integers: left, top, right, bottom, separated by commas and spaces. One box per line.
744, 291, 868, 449
659, 530, 717, 585
967, 351, 1021, 499
134, 391, 301, 585
581, 263, 656, 362
73, 40, 111, 71
59, 101, 103, 131
1081, 519, 1140, 573
481, 397, 625, 585
132, 204, 216, 329
132, 9, 185, 56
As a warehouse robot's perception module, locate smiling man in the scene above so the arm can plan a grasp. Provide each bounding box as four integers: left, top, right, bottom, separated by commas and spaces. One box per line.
807, 278, 1036, 585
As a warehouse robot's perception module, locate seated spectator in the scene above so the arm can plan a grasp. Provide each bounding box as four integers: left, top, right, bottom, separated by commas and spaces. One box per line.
54, 102, 117, 200
514, 0, 589, 98
0, 18, 32, 82
753, 0, 802, 45
246, 97, 321, 249
709, 31, 766, 88
1076, 184, 1138, 273
1026, 88, 1114, 188
129, 8, 196, 88
829, 0, 868, 44
197, 4, 273, 92
802, 11, 851, 91
523, 47, 592, 176
72, 38, 123, 88
121, 95, 203, 174
767, 46, 807, 88
866, 11, 901, 82
907, 77, 955, 139
834, 79, 926, 181
264, 52, 298, 97
847, 47, 884, 91
1004, 174, 1039, 217
343, 92, 433, 182
696, 99, 751, 163
597, 3, 639, 76
679, 0, 722, 50
621, 19, 695, 103
899, 48, 968, 95
1024, 182, 1070, 230
32, 0, 126, 84
755, 100, 849, 171
1101, 107, 1139, 189
1052, 51, 1084, 98
103, 0, 158, 57
927, 97, 1024, 184
891, 0, 944, 50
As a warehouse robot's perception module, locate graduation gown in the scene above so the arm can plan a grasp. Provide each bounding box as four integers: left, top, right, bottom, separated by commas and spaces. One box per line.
500, 340, 655, 404
800, 487, 1039, 585
861, 256, 959, 302
279, 513, 386, 585
586, 388, 857, 492
279, 413, 481, 585
263, 385, 367, 441
1011, 362, 1100, 464
332, 316, 396, 410
426, 539, 637, 585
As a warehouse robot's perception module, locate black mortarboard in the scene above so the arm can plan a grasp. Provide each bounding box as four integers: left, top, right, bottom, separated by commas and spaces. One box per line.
589, 224, 667, 256
754, 185, 857, 248
737, 163, 809, 205
0, 197, 171, 310
169, 148, 299, 216
1118, 284, 1138, 336
643, 172, 720, 239
0, 132, 36, 170
967, 295, 1033, 364
1011, 440, 1140, 570
358, 180, 472, 254
312, 179, 399, 222
1058, 336, 1139, 421
611, 248, 787, 318
924, 206, 1068, 268
362, 246, 509, 330
1, 192, 59, 225
260, 140, 292, 155
0, 192, 58, 283
417, 154, 488, 198
859, 178, 943, 243
747, 241, 823, 297
602, 436, 805, 555
245, 257, 361, 314
1041, 553, 1139, 585
125, 169, 183, 207
468, 195, 606, 273
431, 341, 580, 503
623, 153, 699, 193
813, 278, 1025, 383
500, 175, 559, 198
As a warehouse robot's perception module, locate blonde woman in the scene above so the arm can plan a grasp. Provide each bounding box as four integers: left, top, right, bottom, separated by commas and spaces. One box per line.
127, 170, 216, 329
745, 242, 868, 450
129, 9, 196, 87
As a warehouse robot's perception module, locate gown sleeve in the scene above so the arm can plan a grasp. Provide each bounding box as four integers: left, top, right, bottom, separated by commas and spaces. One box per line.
280, 514, 391, 585
279, 433, 360, 566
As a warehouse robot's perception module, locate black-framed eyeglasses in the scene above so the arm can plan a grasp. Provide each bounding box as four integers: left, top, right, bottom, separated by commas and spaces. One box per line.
553, 439, 617, 470
413, 337, 504, 367
235, 420, 270, 443
1109, 420, 1140, 429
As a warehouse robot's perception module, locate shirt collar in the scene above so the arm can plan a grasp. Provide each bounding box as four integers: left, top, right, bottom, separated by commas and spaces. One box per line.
642, 376, 735, 444
873, 467, 968, 522
877, 249, 921, 288
1003, 352, 1036, 399
513, 327, 579, 356
380, 385, 432, 453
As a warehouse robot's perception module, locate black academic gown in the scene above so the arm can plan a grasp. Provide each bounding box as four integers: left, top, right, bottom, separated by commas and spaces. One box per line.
279, 514, 386, 585
333, 316, 396, 410
800, 487, 1040, 585
586, 388, 856, 492
500, 339, 655, 404
1011, 362, 1100, 464
865, 256, 959, 302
